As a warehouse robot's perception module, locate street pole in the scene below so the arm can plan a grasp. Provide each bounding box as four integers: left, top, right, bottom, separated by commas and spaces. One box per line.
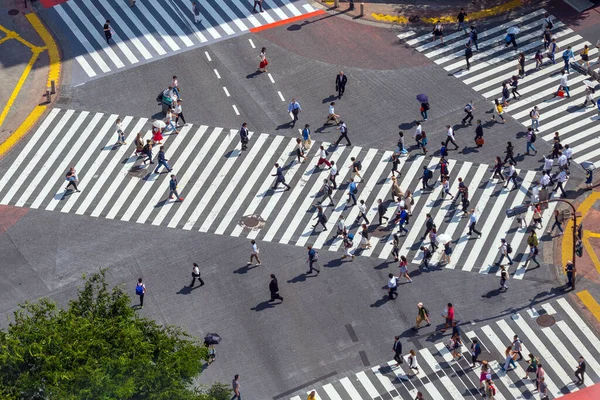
541, 198, 577, 289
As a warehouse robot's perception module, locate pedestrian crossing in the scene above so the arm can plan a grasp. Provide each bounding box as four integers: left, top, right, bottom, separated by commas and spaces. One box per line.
399, 9, 600, 168
0, 108, 560, 278
48, 0, 318, 83
288, 298, 600, 400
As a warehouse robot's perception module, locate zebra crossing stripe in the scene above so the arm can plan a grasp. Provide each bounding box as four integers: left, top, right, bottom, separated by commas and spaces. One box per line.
160, 0, 208, 43
555, 319, 600, 374
542, 326, 593, 386
78, 118, 148, 216
215, 136, 290, 235
217, 1, 250, 32
146, 0, 194, 47
35, 112, 104, 210
16, 111, 89, 208
356, 371, 379, 398
1, 110, 74, 205
199, 133, 270, 232
133, 1, 181, 51
263, 0, 291, 20
200, 1, 236, 36
112, 0, 167, 55
340, 377, 363, 400
322, 383, 343, 400
422, 346, 466, 399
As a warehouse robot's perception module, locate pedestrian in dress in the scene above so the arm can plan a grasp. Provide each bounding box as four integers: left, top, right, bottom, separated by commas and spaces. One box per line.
134, 132, 144, 155
302, 124, 312, 150
190, 263, 204, 287
307, 245, 320, 274
271, 163, 291, 190
249, 240, 261, 265
258, 47, 268, 72
269, 274, 283, 302
135, 278, 146, 308
398, 255, 412, 283
491, 99, 505, 123
580, 44, 590, 69
335, 71, 348, 98
168, 174, 184, 202
408, 350, 419, 376
404, 190, 414, 216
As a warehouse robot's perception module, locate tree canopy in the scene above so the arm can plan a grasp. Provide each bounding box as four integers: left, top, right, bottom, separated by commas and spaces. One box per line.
0, 269, 230, 400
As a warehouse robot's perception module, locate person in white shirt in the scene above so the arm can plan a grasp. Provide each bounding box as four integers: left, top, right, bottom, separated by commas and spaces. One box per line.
505, 163, 518, 189
115, 118, 126, 144
540, 172, 551, 189
554, 170, 568, 197
442, 178, 454, 199
336, 216, 347, 237
530, 106, 540, 132
555, 70, 570, 98
315, 146, 331, 169
543, 156, 554, 176
174, 100, 185, 126
558, 151, 568, 171
172, 75, 181, 98
564, 144, 573, 166
355, 200, 369, 224
249, 240, 261, 265
468, 209, 482, 238
387, 273, 398, 300
414, 122, 422, 145
325, 102, 340, 125
408, 350, 419, 376
445, 125, 459, 149
190, 263, 204, 287
329, 161, 338, 189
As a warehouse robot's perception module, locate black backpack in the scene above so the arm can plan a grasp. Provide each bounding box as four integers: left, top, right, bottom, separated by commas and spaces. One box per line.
355, 161, 362, 171
472, 30, 478, 41
507, 244, 513, 254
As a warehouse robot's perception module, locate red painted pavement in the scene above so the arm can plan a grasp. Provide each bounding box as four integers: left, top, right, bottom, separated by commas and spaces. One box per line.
0, 205, 28, 233
39, 0, 68, 8
250, 9, 326, 33
559, 382, 600, 399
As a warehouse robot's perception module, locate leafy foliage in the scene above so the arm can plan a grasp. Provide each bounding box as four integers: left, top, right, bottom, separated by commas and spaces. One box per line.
0, 269, 230, 400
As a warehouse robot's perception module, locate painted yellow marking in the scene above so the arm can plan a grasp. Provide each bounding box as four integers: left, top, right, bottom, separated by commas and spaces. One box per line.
577, 290, 600, 324
562, 193, 600, 273
26, 13, 61, 86
0, 106, 46, 156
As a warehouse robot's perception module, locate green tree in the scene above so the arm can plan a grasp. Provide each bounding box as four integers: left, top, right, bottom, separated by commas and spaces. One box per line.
0, 269, 230, 400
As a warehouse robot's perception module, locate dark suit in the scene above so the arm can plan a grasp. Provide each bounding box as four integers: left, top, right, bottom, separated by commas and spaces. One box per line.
393, 339, 403, 364
335, 74, 348, 98
240, 127, 249, 150
269, 278, 283, 301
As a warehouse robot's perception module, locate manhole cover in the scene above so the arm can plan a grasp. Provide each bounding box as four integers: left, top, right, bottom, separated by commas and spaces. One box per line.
8, 9, 19, 16
536, 315, 556, 327
408, 15, 420, 23
128, 165, 146, 178
239, 214, 265, 231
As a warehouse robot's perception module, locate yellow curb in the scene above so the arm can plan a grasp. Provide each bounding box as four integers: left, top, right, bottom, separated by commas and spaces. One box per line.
577, 290, 600, 324
562, 192, 600, 272
371, 0, 523, 25
0, 13, 61, 158
26, 13, 61, 88
0, 106, 46, 156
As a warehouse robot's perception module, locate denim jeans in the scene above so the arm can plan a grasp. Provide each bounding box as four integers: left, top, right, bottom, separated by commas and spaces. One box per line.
564, 59, 570, 73
526, 142, 537, 153
420, 110, 428, 120
531, 119, 539, 130
497, 253, 513, 265
154, 160, 171, 173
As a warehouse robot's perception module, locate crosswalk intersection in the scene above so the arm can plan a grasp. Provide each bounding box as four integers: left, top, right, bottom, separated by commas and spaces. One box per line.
288, 298, 600, 400
47, 0, 317, 83
0, 108, 562, 277
398, 9, 600, 168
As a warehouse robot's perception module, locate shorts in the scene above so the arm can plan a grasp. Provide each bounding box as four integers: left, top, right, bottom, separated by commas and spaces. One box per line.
446, 317, 453, 326
582, 54, 589, 62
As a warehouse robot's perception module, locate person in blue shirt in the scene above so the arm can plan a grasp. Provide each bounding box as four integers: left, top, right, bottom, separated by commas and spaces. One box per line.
562, 45, 574, 73
154, 146, 171, 174
302, 124, 311, 150
398, 208, 409, 235
586, 168, 593, 189
347, 180, 358, 205
169, 175, 183, 202
471, 338, 482, 368
287, 99, 302, 126
422, 166, 433, 190
306, 245, 320, 274
549, 38, 558, 64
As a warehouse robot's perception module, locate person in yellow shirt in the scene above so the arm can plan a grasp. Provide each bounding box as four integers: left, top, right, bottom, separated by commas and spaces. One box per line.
491, 99, 505, 123
307, 390, 317, 400
581, 44, 590, 69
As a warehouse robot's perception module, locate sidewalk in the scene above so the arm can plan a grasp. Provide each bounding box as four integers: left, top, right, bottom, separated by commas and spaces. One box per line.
314, 0, 544, 27
0, 0, 60, 158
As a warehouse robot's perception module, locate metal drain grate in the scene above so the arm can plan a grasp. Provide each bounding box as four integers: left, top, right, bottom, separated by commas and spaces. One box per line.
128, 166, 146, 178
536, 315, 556, 327
239, 214, 265, 231
8, 9, 19, 16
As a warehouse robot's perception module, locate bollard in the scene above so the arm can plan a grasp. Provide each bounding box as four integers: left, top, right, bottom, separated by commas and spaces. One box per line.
348, 0, 354, 11
333, 0, 339, 8
50, 80, 56, 94
45, 89, 51, 103
360, 2, 364, 16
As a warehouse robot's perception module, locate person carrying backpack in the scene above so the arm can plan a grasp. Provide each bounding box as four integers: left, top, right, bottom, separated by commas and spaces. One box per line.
413, 302, 431, 330
495, 238, 513, 266
462, 101, 474, 124
349, 157, 364, 182
341, 233, 355, 261
135, 278, 146, 308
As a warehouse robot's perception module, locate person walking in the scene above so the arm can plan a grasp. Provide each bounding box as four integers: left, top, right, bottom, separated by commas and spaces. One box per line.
422, 166, 434, 190
526, 128, 537, 155
432, 20, 444, 44
420, 102, 429, 121
287, 99, 302, 127
503, 141, 517, 166
231, 375, 242, 400
510, 75, 521, 98
329, 160, 338, 189
445, 125, 459, 149
465, 42, 473, 71
491, 99, 505, 123
271, 163, 291, 190
190, 263, 204, 287
174, 99, 186, 126
583, 85, 596, 108
555, 70, 571, 98
341, 233, 355, 261
253, 0, 264, 12
462, 101, 474, 124
391, 153, 401, 177
269, 274, 283, 302
239, 122, 249, 151
536, 363, 546, 391
548, 209, 564, 235
355, 199, 370, 224
168, 174, 184, 202
334, 121, 351, 146
468, 209, 482, 238
295, 138, 306, 164
115, 118, 126, 145
387, 273, 398, 299
575, 356, 586, 384
505, 162, 518, 189
413, 302, 431, 330
249, 240, 261, 266
258, 47, 268, 72
457, 8, 468, 32
501, 83, 510, 107
549, 37, 558, 65
301, 124, 312, 150
500, 265, 509, 290
471, 338, 482, 368
360, 224, 371, 249
192, 2, 202, 23
315, 146, 331, 169
335, 71, 348, 98
441, 178, 454, 200
135, 278, 146, 308
65, 167, 81, 193
505, 28, 518, 49
317, 179, 334, 206
103, 20, 112, 44
512, 335, 524, 361
501, 345, 517, 371
420, 246, 432, 270
441, 303, 454, 333
408, 350, 419, 376
347, 179, 358, 206
524, 353, 539, 380
325, 102, 340, 125
495, 238, 513, 266
377, 199, 389, 225
142, 140, 154, 165
543, 26, 553, 49
553, 169, 568, 197
393, 336, 403, 365
485, 379, 497, 400
154, 146, 172, 174
580, 44, 591, 70
398, 255, 412, 283
308, 391, 316, 400
312, 205, 328, 231
469, 25, 479, 50
349, 157, 363, 182
307, 245, 320, 274
442, 241, 452, 264
517, 53, 526, 78
562, 45, 574, 73
534, 49, 544, 70
558, 150, 569, 172
491, 156, 505, 183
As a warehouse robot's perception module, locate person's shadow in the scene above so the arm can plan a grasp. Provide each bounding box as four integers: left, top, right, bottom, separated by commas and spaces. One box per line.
234, 264, 260, 274
176, 285, 202, 295
246, 71, 263, 79
251, 300, 278, 311
370, 294, 391, 308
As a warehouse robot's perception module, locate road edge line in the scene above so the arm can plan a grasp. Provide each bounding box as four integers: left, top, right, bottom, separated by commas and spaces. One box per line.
250, 9, 326, 33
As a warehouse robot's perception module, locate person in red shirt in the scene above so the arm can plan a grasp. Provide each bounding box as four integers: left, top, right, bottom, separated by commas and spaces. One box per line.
441, 303, 454, 333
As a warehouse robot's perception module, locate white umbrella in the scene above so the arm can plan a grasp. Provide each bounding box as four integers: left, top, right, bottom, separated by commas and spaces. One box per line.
581, 161, 596, 171
153, 120, 166, 128
436, 233, 452, 244
507, 26, 520, 35
583, 80, 595, 88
